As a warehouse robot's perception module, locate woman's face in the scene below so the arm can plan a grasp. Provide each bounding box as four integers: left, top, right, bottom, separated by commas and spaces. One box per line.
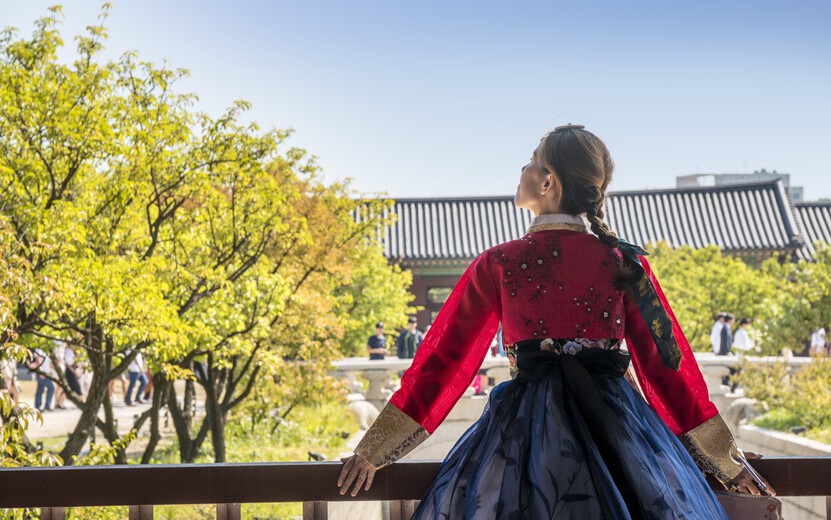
514, 141, 549, 213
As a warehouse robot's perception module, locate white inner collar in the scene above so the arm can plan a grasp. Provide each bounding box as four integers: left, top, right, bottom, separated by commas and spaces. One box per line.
527, 213, 590, 233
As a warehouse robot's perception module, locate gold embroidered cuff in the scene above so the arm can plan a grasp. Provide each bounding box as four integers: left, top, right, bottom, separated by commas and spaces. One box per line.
354, 403, 429, 470
678, 414, 742, 484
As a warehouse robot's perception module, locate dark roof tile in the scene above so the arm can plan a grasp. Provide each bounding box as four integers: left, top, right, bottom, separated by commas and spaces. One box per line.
794, 202, 831, 260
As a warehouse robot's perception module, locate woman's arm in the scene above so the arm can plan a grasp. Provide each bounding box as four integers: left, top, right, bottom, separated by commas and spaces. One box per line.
623, 255, 743, 484
339, 252, 500, 494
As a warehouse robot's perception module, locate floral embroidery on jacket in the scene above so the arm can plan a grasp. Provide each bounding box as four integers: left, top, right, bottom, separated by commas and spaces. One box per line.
486, 229, 626, 344
493, 233, 564, 300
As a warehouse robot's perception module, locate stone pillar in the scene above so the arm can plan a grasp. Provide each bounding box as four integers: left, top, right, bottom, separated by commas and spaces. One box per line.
339, 370, 364, 393
362, 369, 393, 411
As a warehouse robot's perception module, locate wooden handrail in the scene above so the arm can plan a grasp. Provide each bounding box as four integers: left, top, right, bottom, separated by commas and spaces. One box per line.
0, 461, 440, 508
1, 458, 830, 517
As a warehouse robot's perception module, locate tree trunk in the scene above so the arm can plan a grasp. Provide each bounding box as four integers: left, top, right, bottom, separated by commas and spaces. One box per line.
168, 383, 210, 463
101, 391, 128, 465
60, 322, 114, 465
141, 376, 166, 464
210, 410, 226, 463
59, 368, 106, 464
168, 384, 195, 463
204, 358, 227, 463
184, 376, 195, 431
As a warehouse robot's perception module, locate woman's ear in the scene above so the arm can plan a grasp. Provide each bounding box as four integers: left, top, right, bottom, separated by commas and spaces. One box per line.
541, 174, 552, 195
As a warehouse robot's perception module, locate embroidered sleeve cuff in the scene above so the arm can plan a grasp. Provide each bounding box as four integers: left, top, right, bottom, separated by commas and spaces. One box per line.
354, 402, 429, 469
678, 414, 743, 484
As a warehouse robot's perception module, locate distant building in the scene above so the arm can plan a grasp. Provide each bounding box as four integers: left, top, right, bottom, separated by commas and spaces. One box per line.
374, 180, 818, 326
676, 170, 804, 202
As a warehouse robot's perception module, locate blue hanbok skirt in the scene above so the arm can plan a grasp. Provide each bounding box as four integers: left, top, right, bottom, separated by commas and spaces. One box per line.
412, 348, 729, 519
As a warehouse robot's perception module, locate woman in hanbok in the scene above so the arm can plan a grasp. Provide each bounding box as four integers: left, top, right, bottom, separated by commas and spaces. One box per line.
338, 125, 775, 518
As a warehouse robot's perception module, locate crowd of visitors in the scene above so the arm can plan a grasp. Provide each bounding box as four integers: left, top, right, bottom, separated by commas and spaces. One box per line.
367, 317, 505, 363
365, 317, 426, 361
0, 341, 154, 412
711, 313, 755, 391
711, 313, 756, 356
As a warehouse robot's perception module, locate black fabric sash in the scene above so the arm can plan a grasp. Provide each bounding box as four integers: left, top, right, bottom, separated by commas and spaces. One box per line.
513, 339, 643, 518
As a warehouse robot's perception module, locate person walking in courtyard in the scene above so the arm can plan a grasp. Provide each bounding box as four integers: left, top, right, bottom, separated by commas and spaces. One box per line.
142, 366, 154, 402
339, 125, 773, 518
719, 313, 735, 356
717, 313, 739, 388
810, 327, 827, 356
711, 312, 726, 354
27, 348, 55, 412
366, 322, 389, 360
125, 350, 148, 406
63, 343, 83, 398
395, 316, 423, 359
733, 318, 756, 355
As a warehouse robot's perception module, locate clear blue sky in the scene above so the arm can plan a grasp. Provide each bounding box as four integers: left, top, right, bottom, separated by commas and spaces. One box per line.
3, 1, 830, 199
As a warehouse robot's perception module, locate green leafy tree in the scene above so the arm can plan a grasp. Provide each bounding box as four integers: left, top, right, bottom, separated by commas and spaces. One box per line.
1, 6, 414, 466
335, 231, 415, 357
759, 242, 831, 354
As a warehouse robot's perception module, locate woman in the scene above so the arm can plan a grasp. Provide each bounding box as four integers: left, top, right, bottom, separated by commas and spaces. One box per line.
339, 125, 774, 518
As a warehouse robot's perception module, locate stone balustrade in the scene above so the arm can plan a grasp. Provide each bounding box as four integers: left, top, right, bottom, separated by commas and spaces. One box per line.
333, 353, 813, 411
332, 356, 510, 410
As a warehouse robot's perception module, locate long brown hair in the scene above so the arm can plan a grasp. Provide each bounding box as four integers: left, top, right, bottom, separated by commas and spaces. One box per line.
537, 125, 618, 247
538, 125, 642, 288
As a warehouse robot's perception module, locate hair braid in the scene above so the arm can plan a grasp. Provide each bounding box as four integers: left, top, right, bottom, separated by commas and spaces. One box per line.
586, 197, 619, 248
538, 125, 643, 291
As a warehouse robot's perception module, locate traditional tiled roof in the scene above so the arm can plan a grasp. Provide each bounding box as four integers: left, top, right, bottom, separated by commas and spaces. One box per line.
794, 202, 831, 260
605, 180, 803, 253
377, 196, 532, 263
381, 180, 805, 263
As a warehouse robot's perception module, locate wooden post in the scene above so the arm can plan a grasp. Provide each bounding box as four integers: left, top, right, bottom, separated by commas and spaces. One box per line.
302, 501, 328, 520
40, 507, 66, 520
216, 503, 241, 520
389, 500, 415, 520
129, 504, 153, 520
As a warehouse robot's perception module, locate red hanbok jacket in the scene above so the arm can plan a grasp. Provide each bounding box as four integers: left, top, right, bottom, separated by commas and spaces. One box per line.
391, 228, 714, 435
356, 218, 741, 483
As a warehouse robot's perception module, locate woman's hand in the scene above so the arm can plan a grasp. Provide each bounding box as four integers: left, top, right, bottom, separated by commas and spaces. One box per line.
725, 451, 776, 496
338, 454, 377, 497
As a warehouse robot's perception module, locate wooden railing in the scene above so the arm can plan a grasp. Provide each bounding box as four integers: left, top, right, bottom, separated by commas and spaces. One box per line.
1, 458, 831, 519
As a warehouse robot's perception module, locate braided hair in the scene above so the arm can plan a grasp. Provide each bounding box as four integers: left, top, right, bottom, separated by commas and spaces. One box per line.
538, 125, 641, 287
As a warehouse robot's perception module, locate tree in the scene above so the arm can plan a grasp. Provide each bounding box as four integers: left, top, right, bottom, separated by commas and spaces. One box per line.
759, 242, 831, 354
335, 241, 415, 357
0, 6, 414, 466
